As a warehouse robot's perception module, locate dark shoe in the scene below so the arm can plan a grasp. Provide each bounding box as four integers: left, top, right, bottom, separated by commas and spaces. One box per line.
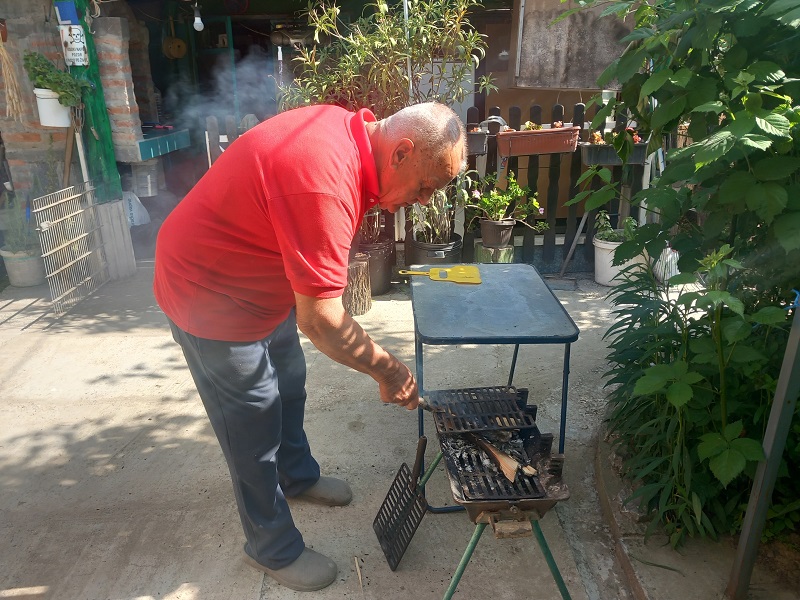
244, 546, 337, 592
293, 476, 352, 506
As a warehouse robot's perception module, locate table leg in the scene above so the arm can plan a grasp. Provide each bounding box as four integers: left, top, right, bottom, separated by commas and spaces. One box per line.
559, 343, 571, 454
532, 520, 572, 600
507, 343, 520, 387
442, 523, 487, 600
416, 332, 425, 438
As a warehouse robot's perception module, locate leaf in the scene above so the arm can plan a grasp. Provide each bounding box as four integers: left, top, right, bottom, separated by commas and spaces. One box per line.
710, 448, 746, 487
745, 182, 788, 223
668, 272, 698, 286
730, 437, 766, 462
641, 69, 673, 98
724, 421, 745, 441
722, 319, 751, 343
729, 345, 767, 363
751, 306, 789, 325
753, 156, 800, 181
718, 171, 756, 205
705, 291, 745, 315
698, 433, 727, 460
670, 68, 693, 88
774, 212, 800, 252
756, 113, 792, 137
692, 492, 703, 528
747, 61, 786, 83
633, 373, 668, 396
692, 101, 725, 113
651, 95, 687, 129
620, 27, 657, 43
762, 0, 799, 18
740, 134, 773, 151
585, 187, 617, 211
667, 382, 693, 407
694, 131, 736, 166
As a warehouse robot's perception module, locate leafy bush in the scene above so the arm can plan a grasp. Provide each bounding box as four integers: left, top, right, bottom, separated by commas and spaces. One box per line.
568, 0, 800, 546
594, 209, 637, 243
465, 171, 547, 230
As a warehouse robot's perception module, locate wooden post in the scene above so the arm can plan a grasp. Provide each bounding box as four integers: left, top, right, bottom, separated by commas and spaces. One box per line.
71, 0, 123, 202
563, 103, 585, 267
343, 253, 371, 316
522, 104, 542, 263
543, 104, 564, 264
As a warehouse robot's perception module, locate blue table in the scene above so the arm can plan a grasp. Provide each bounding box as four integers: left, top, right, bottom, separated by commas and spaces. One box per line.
409, 263, 580, 454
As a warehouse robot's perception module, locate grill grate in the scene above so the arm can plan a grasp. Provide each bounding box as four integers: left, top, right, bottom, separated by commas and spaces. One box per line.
427, 386, 537, 434
440, 435, 546, 502
372, 462, 428, 571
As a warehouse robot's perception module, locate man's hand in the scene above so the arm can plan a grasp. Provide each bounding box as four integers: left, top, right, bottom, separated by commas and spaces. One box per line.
377, 359, 419, 410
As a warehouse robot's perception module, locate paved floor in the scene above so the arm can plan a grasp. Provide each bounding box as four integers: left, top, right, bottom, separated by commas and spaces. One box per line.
0, 261, 796, 600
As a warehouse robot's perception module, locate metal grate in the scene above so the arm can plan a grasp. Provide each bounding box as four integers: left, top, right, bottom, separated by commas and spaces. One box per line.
427, 387, 537, 434
440, 435, 546, 502
30, 181, 108, 316
373, 462, 428, 571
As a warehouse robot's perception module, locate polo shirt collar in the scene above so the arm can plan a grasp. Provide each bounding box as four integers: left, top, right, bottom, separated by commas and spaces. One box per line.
350, 108, 380, 208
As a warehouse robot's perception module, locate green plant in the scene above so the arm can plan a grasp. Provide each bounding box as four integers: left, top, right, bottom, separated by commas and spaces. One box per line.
1, 200, 40, 254
409, 168, 473, 243
281, 0, 496, 118
564, 0, 800, 547
465, 171, 547, 231
594, 210, 637, 243
22, 52, 88, 107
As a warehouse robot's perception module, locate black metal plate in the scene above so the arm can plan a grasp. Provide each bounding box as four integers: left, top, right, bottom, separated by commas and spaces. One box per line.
427, 386, 537, 434
373, 462, 428, 571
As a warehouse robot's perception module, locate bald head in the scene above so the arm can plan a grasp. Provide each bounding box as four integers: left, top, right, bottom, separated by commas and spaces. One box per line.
382, 102, 467, 172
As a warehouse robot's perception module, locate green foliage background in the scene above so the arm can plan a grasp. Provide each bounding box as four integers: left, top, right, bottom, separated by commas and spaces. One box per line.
568, 0, 800, 546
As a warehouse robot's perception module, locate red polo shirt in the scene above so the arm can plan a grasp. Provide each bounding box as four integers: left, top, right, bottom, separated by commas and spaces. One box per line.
153, 105, 380, 341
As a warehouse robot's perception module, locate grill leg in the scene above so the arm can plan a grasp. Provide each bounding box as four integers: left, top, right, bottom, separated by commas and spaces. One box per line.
442, 523, 486, 600
532, 520, 572, 600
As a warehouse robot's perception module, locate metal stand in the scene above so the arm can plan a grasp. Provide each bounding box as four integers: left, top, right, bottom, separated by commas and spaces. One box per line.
442, 520, 572, 600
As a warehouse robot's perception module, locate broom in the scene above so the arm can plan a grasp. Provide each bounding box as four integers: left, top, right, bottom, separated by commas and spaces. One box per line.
0, 35, 23, 121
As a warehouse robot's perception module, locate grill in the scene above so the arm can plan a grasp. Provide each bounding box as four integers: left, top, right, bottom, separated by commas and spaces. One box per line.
431, 386, 568, 525
426, 386, 537, 434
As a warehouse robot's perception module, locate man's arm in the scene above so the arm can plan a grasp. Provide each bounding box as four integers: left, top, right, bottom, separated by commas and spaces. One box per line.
294, 293, 419, 409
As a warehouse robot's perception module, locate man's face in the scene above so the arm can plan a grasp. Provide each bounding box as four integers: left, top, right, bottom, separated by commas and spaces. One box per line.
377, 142, 463, 214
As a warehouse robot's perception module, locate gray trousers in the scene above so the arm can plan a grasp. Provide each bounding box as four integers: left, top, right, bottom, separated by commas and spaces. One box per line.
168, 310, 320, 569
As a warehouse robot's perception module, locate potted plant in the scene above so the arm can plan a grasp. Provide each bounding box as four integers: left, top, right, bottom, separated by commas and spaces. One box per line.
0, 200, 45, 287
357, 205, 395, 295
496, 119, 581, 157
580, 127, 649, 166
465, 171, 547, 254
592, 209, 646, 286
406, 169, 473, 265
22, 52, 88, 127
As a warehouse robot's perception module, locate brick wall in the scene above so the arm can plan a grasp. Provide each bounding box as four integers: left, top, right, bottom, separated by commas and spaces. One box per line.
0, 0, 71, 196
93, 17, 143, 163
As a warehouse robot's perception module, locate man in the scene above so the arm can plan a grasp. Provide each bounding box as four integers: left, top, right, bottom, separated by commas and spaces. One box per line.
153, 102, 466, 591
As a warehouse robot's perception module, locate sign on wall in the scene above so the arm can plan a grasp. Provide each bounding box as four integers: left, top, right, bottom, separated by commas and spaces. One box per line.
59, 25, 89, 66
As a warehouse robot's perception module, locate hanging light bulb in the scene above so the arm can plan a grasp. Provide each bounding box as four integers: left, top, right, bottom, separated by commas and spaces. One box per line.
193, 3, 204, 32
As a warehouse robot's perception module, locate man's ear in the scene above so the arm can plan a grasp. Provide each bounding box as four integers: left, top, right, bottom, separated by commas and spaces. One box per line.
392, 138, 415, 168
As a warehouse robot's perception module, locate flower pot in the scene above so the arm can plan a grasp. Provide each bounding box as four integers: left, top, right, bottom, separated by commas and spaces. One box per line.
580, 142, 648, 166
466, 131, 487, 156
496, 126, 581, 157
359, 236, 395, 296
593, 236, 647, 286
479, 219, 515, 248
33, 88, 71, 128
405, 233, 463, 266
0, 248, 46, 287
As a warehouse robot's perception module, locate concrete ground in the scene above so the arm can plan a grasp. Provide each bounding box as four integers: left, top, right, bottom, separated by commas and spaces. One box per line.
0, 258, 797, 600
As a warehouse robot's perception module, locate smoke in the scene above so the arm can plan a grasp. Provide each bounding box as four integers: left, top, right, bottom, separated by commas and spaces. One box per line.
163, 45, 279, 132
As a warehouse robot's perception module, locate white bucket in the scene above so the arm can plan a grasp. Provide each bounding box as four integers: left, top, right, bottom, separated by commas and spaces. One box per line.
593, 237, 647, 286
33, 88, 71, 128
